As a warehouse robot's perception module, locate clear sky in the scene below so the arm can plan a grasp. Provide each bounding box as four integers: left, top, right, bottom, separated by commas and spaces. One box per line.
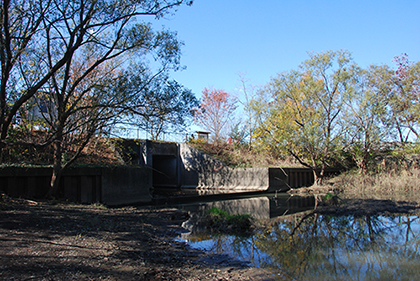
151, 0, 419, 99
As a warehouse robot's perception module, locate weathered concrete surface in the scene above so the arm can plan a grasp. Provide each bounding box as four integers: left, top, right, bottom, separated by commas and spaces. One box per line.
101, 166, 152, 206
111, 139, 180, 188
110, 140, 315, 192
179, 144, 315, 192
268, 167, 315, 192
179, 144, 269, 191
1, 141, 317, 205
0, 166, 152, 206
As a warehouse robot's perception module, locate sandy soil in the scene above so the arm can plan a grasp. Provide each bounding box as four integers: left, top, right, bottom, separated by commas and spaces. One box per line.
0, 197, 275, 281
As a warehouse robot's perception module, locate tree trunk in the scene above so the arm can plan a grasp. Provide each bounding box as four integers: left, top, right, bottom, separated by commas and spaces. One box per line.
47, 130, 63, 198
48, 161, 63, 198
313, 169, 323, 186
359, 153, 368, 175
312, 154, 323, 186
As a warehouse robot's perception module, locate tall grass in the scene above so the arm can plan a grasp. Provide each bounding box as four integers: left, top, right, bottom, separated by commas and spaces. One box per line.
334, 167, 420, 199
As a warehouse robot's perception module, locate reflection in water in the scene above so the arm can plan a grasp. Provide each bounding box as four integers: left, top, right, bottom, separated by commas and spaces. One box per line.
177, 194, 315, 220
252, 214, 420, 280
177, 194, 315, 237
177, 195, 420, 280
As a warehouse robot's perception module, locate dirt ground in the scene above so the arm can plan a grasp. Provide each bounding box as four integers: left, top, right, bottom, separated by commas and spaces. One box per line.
0, 197, 275, 281
2, 193, 420, 281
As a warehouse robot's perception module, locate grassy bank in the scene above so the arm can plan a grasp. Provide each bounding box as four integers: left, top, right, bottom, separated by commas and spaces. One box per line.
330, 168, 420, 199
190, 141, 420, 199
189, 141, 301, 168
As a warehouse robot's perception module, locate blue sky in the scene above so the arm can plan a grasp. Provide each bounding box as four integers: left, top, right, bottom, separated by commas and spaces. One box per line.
152, 0, 419, 99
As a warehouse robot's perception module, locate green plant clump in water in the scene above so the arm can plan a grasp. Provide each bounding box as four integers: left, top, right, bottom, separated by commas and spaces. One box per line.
323, 192, 334, 201
205, 207, 254, 235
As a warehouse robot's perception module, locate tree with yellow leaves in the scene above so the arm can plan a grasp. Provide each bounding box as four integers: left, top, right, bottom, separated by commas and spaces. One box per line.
255, 50, 358, 185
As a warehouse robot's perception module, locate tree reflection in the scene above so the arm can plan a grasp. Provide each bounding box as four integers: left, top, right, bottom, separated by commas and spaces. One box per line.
183, 204, 420, 280
249, 214, 420, 280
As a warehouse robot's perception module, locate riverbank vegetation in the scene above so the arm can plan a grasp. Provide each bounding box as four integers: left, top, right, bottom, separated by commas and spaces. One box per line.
204, 207, 254, 235
189, 137, 420, 197
191, 50, 419, 190
1, 9, 418, 197
188, 139, 301, 168
333, 166, 420, 199
246, 51, 419, 185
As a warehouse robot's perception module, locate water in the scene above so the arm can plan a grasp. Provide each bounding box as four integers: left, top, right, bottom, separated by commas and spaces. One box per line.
172, 193, 420, 280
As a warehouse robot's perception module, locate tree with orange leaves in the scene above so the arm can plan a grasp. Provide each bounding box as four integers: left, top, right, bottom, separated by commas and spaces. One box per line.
194, 88, 237, 143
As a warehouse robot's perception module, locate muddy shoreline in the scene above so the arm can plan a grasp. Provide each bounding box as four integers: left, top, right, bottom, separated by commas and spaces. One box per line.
2, 193, 420, 281
0, 198, 275, 281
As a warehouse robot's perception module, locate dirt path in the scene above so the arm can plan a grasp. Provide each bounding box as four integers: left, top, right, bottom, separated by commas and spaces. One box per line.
0, 198, 275, 281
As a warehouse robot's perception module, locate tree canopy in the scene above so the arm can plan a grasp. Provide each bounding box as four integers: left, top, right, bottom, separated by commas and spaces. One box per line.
1, 0, 192, 145
252, 50, 419, 178
117, 68, 199, 140
0, 0, 193, 196
254, 50, 357, 184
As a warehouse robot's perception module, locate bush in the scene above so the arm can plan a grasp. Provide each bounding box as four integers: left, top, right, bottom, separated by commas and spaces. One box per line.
203, 207, 254, 236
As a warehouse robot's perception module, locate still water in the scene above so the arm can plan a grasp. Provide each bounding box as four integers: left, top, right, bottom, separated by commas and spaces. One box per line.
172, 193, 420, 281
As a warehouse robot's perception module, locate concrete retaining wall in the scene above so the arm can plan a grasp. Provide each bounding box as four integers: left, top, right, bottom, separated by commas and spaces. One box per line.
112, 141, 317, 192
101, 166, 152, 206
179, 144, 315, 192
268, 167, 315, 191
1, 141, 322, 205
179, 143, 269, 191
0, 166, 152, 206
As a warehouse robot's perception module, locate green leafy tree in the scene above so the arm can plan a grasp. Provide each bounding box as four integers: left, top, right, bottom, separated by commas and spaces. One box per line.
392, 54, 420, 141
228, 122, 247, 147
119, 70, 199, 140
255, 50, 357, 184
0, 0, 193, 196
367, 54, 420, 143
342, 67, 388, 174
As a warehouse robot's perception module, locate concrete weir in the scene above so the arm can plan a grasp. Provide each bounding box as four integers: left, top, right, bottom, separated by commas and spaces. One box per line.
179, 143, 269, 191
0, 140, 316, 206
111, 140, 315, 194
149, 142, 315, 193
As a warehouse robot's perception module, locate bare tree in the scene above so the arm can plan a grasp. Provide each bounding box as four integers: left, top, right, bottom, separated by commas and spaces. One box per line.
236, 72, 260, 150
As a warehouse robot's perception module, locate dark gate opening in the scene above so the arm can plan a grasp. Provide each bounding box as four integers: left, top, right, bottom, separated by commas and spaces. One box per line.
152, 155, 178, 188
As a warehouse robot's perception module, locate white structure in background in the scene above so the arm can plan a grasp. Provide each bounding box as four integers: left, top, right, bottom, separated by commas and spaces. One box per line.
27, 92, 56, 130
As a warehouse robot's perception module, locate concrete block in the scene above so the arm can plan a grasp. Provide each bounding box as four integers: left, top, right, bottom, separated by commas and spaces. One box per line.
101, 166, 152, 206
80, 176, 93, 203
64, 176, 79, 202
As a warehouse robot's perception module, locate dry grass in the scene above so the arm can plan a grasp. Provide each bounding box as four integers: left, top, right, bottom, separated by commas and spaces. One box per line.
331, 168, 420, 200
188, 141, 301, 168
1, 137, 121, 167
